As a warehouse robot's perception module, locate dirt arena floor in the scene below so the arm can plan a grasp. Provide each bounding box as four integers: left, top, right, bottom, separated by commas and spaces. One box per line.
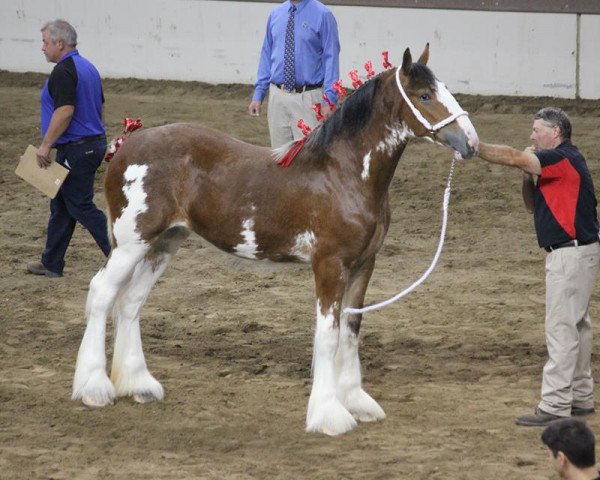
2, 70, 600, 480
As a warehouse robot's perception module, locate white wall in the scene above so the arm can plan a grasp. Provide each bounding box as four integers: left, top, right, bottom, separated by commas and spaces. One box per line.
1, 0, 598, 99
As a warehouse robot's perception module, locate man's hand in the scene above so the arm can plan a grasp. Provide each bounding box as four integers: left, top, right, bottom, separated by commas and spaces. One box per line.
248, 100, 262, 117
35, 144, 52, 168
321, 104, 334, 120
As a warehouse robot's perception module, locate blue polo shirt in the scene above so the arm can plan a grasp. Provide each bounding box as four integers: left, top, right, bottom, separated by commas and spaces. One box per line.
534, 140, 599, 248
40, 49, 105, 145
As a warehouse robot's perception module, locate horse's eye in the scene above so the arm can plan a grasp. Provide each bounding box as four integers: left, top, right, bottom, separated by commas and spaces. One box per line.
420, 93, 431, 102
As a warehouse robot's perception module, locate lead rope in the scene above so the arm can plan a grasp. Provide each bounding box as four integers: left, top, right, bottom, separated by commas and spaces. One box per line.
344, 157, 457, 315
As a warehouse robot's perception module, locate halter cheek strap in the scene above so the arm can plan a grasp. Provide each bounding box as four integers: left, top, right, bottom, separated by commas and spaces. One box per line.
395, 66, 468, 133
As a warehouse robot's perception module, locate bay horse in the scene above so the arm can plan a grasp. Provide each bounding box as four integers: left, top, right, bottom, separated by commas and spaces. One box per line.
72, 45, 479, 436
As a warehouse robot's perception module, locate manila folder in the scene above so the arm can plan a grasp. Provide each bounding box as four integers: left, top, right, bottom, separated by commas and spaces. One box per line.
15, 144, 69, 199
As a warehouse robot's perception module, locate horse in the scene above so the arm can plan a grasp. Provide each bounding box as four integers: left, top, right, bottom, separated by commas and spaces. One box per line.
72, 45, 479, 436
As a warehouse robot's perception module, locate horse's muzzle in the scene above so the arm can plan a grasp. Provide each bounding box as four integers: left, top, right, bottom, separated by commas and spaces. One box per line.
440, 128, 479, 160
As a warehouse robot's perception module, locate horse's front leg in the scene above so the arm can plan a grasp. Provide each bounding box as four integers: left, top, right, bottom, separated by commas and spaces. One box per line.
306, 256, 357, 436
337, 256, 386, 423
72, 245, 147, 407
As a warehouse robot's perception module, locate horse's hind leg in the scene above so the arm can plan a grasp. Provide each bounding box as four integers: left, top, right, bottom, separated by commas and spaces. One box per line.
111, 225, 189, 403
337, 256, 385, 423
72, 243, 149, 407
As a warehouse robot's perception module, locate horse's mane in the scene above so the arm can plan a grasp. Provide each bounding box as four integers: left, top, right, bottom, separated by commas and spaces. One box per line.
272, 62, 439, 163
303, 63, 437, 156
304, 76, 381, 154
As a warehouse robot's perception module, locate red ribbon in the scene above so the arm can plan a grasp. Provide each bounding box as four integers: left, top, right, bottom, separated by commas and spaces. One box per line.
349, 69, 363, 89
364, 60, 375, 79
332, 80, 347, 99
322, 93, 335, 110
104, 117, 143, 162
313, 103, 324, 122
297, 119, 312, 137
382, 51, 392, 69
278, 137, 307, 168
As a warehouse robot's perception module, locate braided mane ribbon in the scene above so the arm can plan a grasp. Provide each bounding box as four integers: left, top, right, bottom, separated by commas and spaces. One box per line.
278, 137, 307, 167
104, 118, 143, 162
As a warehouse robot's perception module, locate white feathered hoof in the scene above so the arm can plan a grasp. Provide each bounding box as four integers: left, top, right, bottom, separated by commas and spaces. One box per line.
342, 389, 386, 423
112, 369, 164, 404
306, 397, 358, 436
72, 370, 116, 408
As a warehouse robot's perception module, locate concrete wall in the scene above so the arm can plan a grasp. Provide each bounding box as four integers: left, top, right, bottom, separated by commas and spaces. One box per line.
1, 0, 598, 99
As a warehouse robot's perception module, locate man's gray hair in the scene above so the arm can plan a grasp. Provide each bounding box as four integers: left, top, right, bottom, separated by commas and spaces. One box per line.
41, 19, 77, 47
534, 107, 572, 140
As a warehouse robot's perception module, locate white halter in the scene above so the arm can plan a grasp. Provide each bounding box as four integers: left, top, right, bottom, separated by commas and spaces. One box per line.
394, 66, 468, 133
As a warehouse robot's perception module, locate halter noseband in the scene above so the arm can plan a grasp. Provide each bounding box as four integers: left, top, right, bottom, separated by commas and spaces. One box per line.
395, 66, 468, 134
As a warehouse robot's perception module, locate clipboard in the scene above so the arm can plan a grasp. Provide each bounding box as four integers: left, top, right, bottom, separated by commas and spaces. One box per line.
15, 145, 69, 199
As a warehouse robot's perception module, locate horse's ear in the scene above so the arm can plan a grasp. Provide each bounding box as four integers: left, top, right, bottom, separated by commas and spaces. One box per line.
401, 48, 412, 75
417, 43, 430, 65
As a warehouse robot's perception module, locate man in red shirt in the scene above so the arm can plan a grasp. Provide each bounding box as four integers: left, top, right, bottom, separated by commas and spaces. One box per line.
477, 107, 600, 426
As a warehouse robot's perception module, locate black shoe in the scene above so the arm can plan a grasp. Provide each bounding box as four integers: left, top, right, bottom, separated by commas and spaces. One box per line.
572, 405, 595, 416
27, 261, 62, 278
516, 408, 563, 427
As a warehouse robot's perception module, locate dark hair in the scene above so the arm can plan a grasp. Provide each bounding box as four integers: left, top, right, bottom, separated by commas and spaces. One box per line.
533, 107, 572, 140
541, 418, 596, 469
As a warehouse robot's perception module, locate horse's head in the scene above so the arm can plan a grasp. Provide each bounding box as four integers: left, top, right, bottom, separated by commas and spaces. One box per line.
396, 44, 479, 159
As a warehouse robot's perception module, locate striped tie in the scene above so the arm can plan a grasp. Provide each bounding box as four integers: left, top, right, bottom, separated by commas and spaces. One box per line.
283, 5, 297, 92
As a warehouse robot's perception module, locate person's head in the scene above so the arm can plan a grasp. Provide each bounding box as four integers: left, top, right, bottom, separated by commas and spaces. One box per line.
41, 19, 77, 63
530, 107, 572, 151
542, 418, 597, 479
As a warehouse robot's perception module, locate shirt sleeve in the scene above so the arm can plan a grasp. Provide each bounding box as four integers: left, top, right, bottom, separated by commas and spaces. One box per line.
253, 14, 274, 103
48, 60, 77, 109
320, 11, 340, 106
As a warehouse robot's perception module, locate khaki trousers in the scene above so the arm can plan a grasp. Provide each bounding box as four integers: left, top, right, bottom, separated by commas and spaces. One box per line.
267, 83, 323, 148
539, 241, 600, 416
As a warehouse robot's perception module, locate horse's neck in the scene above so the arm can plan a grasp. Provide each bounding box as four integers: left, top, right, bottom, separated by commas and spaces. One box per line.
351, 119, 409, 194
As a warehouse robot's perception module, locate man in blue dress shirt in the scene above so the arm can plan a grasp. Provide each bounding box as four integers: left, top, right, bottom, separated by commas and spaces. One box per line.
248, 0, 341, 148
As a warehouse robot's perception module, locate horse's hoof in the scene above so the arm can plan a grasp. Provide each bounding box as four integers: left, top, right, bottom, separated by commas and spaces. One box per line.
343, 389, 386, 423
82, 394, 114, 409
306, 398, 357, 435
133, 391, 161, 404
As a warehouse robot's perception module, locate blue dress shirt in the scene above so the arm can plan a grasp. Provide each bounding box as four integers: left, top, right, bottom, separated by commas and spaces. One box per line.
252, 0, 341, 106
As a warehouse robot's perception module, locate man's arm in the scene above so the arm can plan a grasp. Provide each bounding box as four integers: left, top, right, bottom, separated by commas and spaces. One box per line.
521, 172, 536, 213
320, 10, 340, 119
477, 142, 542, 175
36, 105, 74, 168
249, 15, 274, 116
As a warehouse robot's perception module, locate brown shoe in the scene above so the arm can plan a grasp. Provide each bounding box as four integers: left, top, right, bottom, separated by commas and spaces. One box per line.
26, 261, 62, 278
515, 408, 563, 427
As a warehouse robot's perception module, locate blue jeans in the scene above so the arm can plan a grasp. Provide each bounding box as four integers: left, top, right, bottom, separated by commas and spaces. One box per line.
41, 138, 111, 274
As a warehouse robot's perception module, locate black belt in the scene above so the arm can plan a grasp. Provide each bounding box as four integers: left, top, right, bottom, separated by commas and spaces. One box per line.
60, 134, 106, 147
273, 83, 322, 93
544, 238, 600, 252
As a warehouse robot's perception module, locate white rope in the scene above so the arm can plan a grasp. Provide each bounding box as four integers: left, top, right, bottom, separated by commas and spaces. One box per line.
344, 157, 456, 315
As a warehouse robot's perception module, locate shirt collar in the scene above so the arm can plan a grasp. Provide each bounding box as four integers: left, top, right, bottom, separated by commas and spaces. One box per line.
58, 49, 79, 63
289, 0, 309, 13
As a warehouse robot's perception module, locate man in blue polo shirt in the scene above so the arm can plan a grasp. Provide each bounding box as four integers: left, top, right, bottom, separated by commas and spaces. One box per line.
248, 0, 340, 147
477, 107, 600, 426
27, 19, 110, 278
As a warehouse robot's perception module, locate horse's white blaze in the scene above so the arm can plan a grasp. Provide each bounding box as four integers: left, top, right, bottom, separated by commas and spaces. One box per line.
290, 230, 316, 262
361, 151, 372, 181
435, 81, 480, 148
306, 300, 357, 435
234, 218, 259, 259
376, 122, 412, 155
113, 164, 149, 245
